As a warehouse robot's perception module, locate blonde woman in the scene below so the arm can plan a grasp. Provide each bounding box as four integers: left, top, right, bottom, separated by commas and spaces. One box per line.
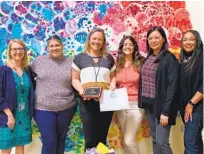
0, 39, 34, 154
72, 28, 116, 151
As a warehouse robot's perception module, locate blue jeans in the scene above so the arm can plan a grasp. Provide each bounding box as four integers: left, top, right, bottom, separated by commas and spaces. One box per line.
146, 108, 173, 154
34, 105, 77, 154
184, 113, 203, 154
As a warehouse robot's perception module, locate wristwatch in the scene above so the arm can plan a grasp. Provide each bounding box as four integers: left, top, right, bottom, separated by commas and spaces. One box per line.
188, 100, 194, 106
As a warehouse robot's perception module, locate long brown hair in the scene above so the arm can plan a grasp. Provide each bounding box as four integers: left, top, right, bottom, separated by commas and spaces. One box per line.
116, 35, 144, 72
84, 28, 108, 57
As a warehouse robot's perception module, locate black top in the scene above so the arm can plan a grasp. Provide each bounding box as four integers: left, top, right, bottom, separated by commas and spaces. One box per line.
138, 51, 180, 125
179, 53, 203, 115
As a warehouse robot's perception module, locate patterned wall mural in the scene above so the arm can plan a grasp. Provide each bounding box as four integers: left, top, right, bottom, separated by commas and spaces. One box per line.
0, 1, 192, 153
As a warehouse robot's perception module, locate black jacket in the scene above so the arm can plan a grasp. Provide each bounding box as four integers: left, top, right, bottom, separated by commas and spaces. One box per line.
179, 53, 203, 115
138, 51, 179, 125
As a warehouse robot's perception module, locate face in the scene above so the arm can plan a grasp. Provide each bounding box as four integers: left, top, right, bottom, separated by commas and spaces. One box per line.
10, 42, 25, 61
89, 31, 104, 52
122, 38, 134, 56
48, 39, 63, 58
182, 32, 196, 53
148, 31, 165, 53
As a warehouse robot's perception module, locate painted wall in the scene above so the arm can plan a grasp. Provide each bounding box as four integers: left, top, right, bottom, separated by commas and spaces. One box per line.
0, 1, 203, 154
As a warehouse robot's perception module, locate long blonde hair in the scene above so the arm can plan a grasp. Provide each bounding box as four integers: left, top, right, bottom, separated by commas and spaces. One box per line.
84, 28, 108, 57
6, 39, 28, 69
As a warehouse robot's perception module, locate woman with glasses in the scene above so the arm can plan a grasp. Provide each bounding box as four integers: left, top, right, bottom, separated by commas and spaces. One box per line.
0, 39, 35, 154
138, 26, 179, 154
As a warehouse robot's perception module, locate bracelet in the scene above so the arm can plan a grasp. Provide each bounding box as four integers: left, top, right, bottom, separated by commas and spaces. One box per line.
188, 100, 194, 106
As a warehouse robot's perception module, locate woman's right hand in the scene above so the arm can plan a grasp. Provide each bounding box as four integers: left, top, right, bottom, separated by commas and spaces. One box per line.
79, 88, 90, 101
7, 115, 15, 129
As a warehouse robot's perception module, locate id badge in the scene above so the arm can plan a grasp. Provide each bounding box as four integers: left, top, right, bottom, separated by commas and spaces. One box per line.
18, 102, 25, 112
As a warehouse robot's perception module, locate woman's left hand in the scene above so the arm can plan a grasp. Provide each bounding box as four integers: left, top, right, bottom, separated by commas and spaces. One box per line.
160, 114, 169, 127
184, 103, 193, 123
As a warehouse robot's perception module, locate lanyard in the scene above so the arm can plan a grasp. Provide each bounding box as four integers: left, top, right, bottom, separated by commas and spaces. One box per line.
93, 57, 101, 82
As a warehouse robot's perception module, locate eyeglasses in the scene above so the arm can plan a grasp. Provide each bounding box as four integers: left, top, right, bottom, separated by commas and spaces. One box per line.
11, 48, 25, 52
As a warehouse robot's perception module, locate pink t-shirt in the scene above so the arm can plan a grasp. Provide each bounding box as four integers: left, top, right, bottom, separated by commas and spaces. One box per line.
116, 64, 139, 101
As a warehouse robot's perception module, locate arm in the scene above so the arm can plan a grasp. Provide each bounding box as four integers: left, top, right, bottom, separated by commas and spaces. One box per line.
185, 58, 203, 122
0, 66, 15, 129
72, 68, 84, 95
0, 67, 9, 111
109, 71, 116, 90
162, 56, 179, 116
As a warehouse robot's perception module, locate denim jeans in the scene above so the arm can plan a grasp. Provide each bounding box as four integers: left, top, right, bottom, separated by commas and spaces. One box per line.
146, 108, 173, 154
184, 113, 203, 154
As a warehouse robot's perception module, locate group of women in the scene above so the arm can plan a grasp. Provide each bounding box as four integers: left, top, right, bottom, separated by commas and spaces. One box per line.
0, 26, 203, 154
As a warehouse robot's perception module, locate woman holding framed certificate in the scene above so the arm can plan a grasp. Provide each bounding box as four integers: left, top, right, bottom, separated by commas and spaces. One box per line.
72, 28, 116, 151
114, 35, 145, 154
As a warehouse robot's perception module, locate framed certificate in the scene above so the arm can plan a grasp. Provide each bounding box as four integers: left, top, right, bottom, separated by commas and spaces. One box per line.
83, 87, 103, 98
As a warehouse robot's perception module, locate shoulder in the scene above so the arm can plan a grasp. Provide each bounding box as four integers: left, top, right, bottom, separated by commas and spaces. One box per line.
197, 53, 203, 64
0, 65, 11, 78
0, 65, 10, 72
31, 55, 46, 64
73, 53, 86, 60
73, 53, 88, 65
166, 51, 178, 62
107, 53, 114, 60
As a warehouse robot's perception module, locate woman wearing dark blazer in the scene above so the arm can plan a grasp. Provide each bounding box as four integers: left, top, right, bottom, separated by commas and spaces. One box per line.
0, 39, 34, 154
179, 30, 203, 154
138, 26, 179, 154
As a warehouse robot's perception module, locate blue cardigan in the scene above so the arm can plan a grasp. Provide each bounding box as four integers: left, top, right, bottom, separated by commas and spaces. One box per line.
0, 65, 35, 127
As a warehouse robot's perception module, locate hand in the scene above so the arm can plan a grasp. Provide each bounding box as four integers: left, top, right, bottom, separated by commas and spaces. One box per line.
79, 88, 85, 95
160, 114, 169, 127
7, 115, 15, 129
109, 83, 116, 91
184, 103, 193, 123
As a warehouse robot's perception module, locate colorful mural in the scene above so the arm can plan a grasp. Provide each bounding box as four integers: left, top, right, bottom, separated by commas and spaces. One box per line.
0, 1, 193, 153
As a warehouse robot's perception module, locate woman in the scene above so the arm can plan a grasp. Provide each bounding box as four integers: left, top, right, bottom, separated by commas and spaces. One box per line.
72, 28, 116, 151
138, 26, 179, 154
115, 35, 144, 154
30, 35, 76, 154
180, 30, 203, 154
0, 39, 34, 154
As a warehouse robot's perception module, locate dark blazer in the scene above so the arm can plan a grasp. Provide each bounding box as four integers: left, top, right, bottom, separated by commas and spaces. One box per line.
180, 53, 203, 115
0, 65, 35, 127
138, 51, 179, 125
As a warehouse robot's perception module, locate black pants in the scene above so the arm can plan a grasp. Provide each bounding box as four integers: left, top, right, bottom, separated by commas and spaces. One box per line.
80, 98, 113, 151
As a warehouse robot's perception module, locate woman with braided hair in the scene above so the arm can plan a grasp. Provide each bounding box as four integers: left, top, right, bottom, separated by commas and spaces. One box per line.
179, 30, 203, 154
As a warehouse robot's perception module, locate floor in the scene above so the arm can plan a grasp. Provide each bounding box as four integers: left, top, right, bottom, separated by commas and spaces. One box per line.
10, 118, 184, 154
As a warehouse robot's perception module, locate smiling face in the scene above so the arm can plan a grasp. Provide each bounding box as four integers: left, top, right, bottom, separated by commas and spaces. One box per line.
10, 42, 25, 62
89, 31, 104, 53
182, 32, 196, 53
122, 38, 134, 56
48, 39, 63, 58
148, 30, 165, 54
